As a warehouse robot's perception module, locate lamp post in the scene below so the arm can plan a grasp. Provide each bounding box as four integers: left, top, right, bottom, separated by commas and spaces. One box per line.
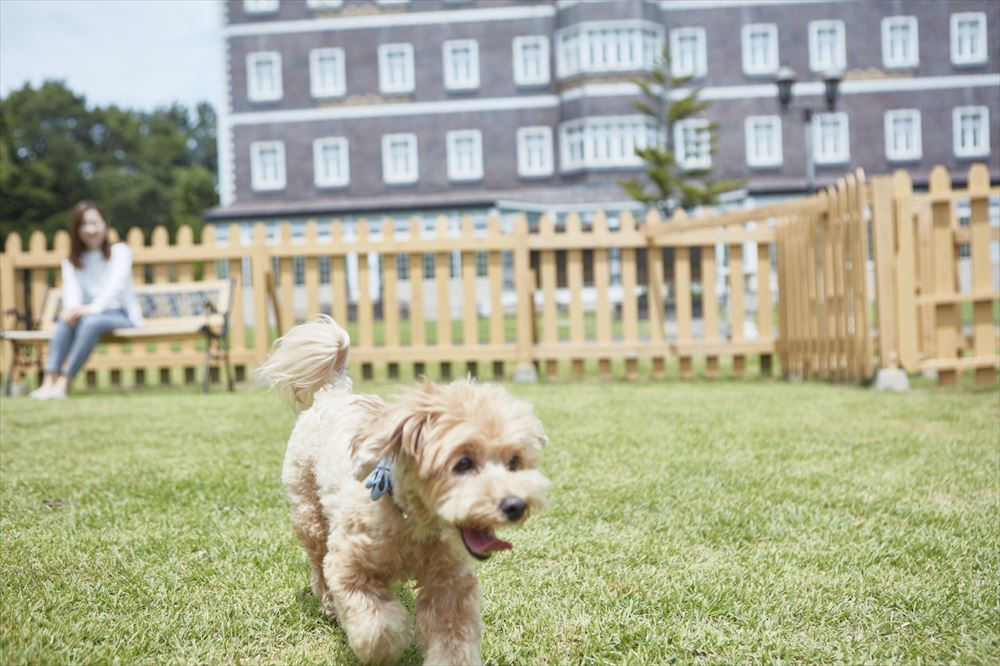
775, 67, 842, 193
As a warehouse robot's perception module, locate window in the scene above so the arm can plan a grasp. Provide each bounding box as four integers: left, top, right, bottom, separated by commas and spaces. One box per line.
246, 52, 282, 102
741, 24, 778, 75
244, 0, 278, 14
310, 48, 345, 98
313, 137, 350, 187
443, 40, 480, 90
813, 112, 849, 164
745, 115, 782, 167
884, 110, 921, 162
382, 133, 418, 184
808, 20, 846, 72
951, 13, 987, 65
556, 21, 662, 78
517, 126, 554, 178
378, 43, 415, 94
446, 130, 483, 181
513, 35, 550, 86
674, 119, 711, 170
306, 0, 342, 8
559, 116, 659, 172
250, 141, 286, 191
952, 106, 990, 158
670, 27, 707, 78
881, 16, 918, 69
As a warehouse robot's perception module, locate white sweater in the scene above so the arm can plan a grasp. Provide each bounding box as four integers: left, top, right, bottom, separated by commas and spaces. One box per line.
61, 243, 144, 326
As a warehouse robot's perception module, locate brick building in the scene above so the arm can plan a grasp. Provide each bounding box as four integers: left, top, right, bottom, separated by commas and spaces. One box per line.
207, 0, 999, 226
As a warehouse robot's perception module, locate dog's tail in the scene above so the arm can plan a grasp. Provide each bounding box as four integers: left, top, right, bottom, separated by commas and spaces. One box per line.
256, 314, 350, 410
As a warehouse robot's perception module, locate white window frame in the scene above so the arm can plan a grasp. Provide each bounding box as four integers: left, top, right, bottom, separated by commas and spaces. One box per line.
674, 118, 712, 170
306, 0, 343, 9
309, 48, 346, 99
881, 16, 919, 69
443, 39, 480, 91
246, 52, 282, 102
513, 35, 550, 87
812, 112, 850, 165
950, 12, 987, 66
741, 23, 779, 76
446, 130, 484, 182
952, 106, 990, 158
313, 137, 350, 188
376, 0, 410, 5
744, 115, 782, 168
516, 126, 554, 178
555, 20, 664, 79
250, 141, 286, 192
244, 0, 279, 15
808, 20, 846, 73
670, 27, 707, 78
883, 109, 922, 162
559, 115, 659, 172
378, 43, 415, 94
381, 133, 419, 184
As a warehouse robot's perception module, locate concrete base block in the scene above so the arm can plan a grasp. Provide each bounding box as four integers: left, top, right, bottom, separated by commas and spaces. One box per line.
875, 368, 910, 392
512, 363, 538, 384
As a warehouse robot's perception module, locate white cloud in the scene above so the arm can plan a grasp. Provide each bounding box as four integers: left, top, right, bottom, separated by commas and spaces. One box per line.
0, 0, 221, 111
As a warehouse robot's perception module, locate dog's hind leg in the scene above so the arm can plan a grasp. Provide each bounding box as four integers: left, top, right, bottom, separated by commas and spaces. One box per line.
289, 469, 334, 616
325, 546, 413, 665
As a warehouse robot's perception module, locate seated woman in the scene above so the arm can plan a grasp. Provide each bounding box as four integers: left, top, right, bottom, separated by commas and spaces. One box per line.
31, 202, 143, 399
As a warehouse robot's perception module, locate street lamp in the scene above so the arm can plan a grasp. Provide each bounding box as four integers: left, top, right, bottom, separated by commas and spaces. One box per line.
775, 67, 842, 193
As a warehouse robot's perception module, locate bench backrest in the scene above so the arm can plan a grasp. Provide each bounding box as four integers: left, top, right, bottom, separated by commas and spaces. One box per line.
35, 279, 234, 331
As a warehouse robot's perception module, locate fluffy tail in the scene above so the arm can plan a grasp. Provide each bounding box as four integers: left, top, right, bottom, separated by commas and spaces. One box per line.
257, 314, 350, 410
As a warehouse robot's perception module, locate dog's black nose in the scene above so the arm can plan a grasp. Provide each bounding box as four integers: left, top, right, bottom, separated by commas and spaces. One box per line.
500, 496, 527, 522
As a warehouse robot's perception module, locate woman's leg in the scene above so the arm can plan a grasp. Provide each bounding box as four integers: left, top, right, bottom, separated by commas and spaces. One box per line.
59, 310, 133, 389
44, 320, 77, 376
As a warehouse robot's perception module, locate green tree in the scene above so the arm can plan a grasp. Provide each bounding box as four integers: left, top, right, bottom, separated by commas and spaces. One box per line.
620, 48, 743, 218
0, 81, 219, 245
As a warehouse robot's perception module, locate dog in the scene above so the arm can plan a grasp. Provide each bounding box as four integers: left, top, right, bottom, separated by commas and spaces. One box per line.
258, 315, 549, 665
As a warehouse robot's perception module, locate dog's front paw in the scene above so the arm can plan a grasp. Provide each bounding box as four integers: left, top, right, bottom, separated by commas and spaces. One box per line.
422, 641, 482, 666
345, 600, 413, 665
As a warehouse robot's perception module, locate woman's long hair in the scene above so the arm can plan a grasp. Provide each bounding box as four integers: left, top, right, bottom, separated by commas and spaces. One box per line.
68, 201, 112, 268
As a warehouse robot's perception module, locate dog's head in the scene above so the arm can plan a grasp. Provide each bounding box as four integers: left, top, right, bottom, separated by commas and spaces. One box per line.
352, 378, 549, 560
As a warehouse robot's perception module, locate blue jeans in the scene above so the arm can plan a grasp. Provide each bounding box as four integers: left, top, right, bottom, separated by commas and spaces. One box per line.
45, 308, 134, 377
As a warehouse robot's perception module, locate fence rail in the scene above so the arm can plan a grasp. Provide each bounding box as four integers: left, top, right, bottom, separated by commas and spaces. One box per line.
1, 163, 996, 389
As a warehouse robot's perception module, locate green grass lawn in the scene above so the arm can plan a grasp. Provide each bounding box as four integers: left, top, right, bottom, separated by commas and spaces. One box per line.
1, 380, 997, 664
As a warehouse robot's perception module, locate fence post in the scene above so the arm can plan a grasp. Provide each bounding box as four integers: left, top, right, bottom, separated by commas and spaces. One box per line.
512, 214, 536, 382
0, 235, 19, 378
869, 175, 901, 376
644, 209, 667, 379
251, 222, 271, 366
967, 163, 996, 385
928, 166, 959, 386
891, 170, 919, 373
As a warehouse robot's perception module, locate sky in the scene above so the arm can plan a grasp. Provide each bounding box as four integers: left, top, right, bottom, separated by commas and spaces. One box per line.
0, 0, 222, 111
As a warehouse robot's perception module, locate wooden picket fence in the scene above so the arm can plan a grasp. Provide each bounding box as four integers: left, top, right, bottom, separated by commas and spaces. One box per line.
0, 163, 995, 389
868, 163, 999, 386
771, 168, 875, 381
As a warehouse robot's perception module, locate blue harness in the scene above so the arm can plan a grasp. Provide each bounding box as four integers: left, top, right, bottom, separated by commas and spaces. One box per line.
363, 458, 393, 501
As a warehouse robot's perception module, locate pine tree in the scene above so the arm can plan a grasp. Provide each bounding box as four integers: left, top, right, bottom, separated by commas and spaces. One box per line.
620, 48, 744, 218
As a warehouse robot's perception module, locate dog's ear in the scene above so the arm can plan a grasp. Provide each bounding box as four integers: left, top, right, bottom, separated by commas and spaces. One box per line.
350, 383, 440, 481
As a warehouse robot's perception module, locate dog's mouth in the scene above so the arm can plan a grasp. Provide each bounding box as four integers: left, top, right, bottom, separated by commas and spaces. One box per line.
460, 526, 512, 560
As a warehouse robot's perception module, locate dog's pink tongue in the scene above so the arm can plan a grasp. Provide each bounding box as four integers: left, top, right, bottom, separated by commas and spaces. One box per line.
462, 527, 512, 555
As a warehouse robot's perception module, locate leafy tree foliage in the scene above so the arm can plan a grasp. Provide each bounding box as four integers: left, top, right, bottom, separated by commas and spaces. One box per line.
0, 81, 218, 245
620, 48, 744, 218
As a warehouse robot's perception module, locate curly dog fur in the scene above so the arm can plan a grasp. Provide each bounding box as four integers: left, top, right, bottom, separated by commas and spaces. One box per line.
259, 315, 549, 665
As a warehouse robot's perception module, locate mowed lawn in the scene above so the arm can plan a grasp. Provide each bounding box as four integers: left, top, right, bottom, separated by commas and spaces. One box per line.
1, 379, 997, 665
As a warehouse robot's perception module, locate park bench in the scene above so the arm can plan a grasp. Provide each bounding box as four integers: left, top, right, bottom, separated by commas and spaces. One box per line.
1, 279, 235, 395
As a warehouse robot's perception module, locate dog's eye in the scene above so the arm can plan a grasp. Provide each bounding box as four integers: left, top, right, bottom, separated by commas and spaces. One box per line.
508, 455, 520, 471
453, 457, 475, 474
